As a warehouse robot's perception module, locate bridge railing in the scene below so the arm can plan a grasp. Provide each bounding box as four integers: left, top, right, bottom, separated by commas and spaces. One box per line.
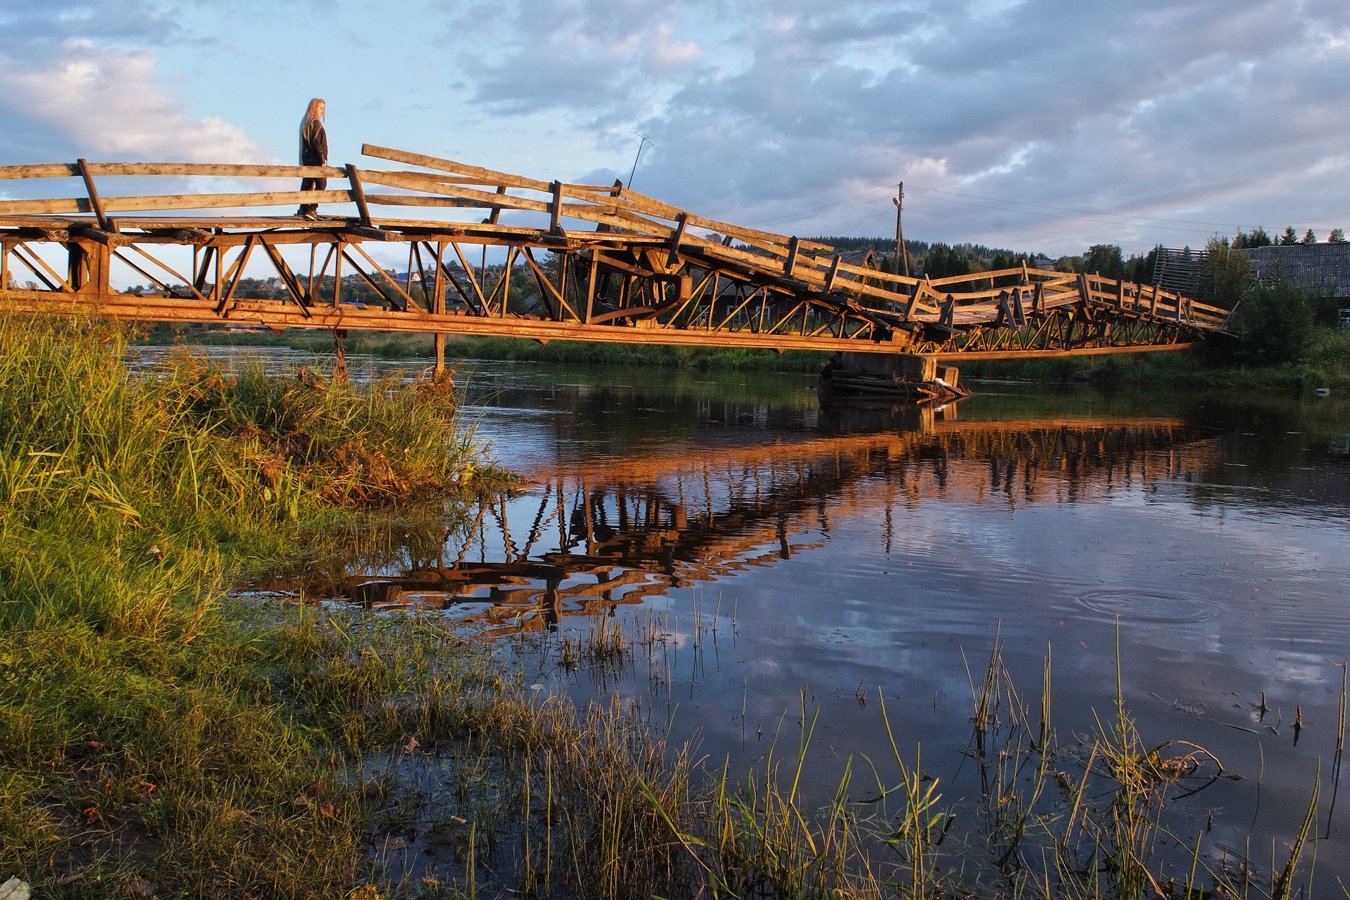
0, 149, 1232, 340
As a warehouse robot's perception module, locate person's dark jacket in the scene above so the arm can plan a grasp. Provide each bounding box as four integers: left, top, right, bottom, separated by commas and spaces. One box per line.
300, 119, 328, 166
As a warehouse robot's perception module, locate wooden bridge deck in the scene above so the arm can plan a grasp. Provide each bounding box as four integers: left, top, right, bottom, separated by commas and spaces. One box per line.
0, 145, 1232, 361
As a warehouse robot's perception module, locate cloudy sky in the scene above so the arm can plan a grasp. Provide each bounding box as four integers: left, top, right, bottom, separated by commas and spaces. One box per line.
2, 0, 1349, 260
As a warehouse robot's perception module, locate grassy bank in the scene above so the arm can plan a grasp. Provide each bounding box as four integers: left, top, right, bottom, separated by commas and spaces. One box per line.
961, 327, 1350, 392
0, 315, 489, 895
154, 322, 1350, 393
2, 314, 1328, 897
145, 325, 833, 374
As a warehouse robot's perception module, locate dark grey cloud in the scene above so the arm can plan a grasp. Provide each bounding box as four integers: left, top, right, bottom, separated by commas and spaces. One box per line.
4, 0, 1349, 256
574, 0, 1350, 253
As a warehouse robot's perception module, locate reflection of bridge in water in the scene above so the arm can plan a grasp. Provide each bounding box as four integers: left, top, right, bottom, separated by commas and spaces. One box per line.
302, 412, 1220, 633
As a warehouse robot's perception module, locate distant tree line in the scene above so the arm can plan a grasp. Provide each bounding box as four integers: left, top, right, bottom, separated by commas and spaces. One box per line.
1231, 226, 1346, 247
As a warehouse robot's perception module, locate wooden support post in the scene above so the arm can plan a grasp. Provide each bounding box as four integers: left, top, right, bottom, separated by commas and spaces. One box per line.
785, 236, 800, 278
433, 239, 446, 378
667, 212, 688, 267
584, 250, 599, 324
939, 294, 954, 328
487, 184, 508, 225
995, 290, 1012, 328
549, 181, 563, 234
824, 255, 841, 294
67, 239, 110, 294
76, 158, 114, 233
1076, 273, 1094, 320
345, 164, 374, 227
333, 236, 343, 307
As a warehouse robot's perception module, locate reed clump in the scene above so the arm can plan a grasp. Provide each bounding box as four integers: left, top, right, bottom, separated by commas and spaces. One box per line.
0, 314, 489, 896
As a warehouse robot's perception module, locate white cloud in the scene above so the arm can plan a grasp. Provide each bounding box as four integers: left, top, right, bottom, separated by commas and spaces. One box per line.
0, 40, 268, 163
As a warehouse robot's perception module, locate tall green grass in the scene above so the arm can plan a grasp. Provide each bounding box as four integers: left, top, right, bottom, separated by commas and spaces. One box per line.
0, 315, 489, 896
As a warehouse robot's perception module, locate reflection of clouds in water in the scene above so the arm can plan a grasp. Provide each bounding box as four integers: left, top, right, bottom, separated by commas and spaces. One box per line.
1266, 651, 1336, 687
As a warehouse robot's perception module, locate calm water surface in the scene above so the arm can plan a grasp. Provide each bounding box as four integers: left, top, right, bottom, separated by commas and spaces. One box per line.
169, 347, 1350, 888
457, 360, 1350, 888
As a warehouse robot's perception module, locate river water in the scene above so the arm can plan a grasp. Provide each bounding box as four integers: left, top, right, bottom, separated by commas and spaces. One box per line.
442, 359, 1350, 891
163, 347, 1350, 890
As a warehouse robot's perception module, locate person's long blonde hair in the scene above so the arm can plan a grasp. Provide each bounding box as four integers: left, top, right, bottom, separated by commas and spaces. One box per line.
301, 97, 325, 129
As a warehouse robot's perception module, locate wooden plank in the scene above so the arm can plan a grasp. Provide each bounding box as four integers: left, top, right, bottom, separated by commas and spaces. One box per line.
359, 169, 663, 234
363, 145, 835, 256
345, 224, 393, 240
70, 224, 120, 246
0, 163, 81, 180
0, 162, 343, 180
362, 143, 555, 193
0, 189, 352, 215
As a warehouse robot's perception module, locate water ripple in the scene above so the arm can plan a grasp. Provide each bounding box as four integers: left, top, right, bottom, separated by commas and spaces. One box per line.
1077, 588, 1225, 625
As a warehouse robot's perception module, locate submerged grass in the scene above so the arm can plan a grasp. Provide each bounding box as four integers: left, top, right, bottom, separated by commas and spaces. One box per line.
0, 313, 1334, 897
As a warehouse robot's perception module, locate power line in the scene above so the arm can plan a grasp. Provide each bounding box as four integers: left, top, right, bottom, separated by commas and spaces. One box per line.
908, 192, 1223, 239
904, 184, 1246, 231
746, 187, 894, 227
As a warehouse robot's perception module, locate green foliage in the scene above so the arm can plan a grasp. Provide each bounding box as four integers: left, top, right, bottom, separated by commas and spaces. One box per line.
1232, 227, 1273, 248
1082, 243, 1125, 278
1228, 280, 1316, 365
1280, 225, 1299, 245
1200, 236, 1254, 308
1123, 246, 1159, 285
921, 243, 973, 278
1331, 228, 1347, 243
159, 353, 478, 504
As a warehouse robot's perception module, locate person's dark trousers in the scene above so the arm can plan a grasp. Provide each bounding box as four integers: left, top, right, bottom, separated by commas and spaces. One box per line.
298, 177, 327, 217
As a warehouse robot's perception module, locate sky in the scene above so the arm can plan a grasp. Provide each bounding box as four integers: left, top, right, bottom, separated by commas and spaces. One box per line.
2, 0, 1349, 262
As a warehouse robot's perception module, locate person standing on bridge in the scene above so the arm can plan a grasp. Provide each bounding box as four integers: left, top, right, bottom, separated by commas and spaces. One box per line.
297, 97, 328, 220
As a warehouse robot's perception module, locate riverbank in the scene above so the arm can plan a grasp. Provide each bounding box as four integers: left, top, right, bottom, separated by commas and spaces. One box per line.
0, 316, 497, 895
152, 323, 1350, 392
2, 316, 1328, 898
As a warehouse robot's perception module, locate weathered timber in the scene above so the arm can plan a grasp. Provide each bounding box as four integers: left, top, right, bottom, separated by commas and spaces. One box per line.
0, 147, 1231, 361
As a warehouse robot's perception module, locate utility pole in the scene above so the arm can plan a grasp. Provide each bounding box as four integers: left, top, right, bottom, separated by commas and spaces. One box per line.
892, 183, 910, 277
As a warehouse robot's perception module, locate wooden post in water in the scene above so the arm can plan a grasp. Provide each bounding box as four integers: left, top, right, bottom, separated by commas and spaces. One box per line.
333, 328, 348, 383
432, 239, 447, 379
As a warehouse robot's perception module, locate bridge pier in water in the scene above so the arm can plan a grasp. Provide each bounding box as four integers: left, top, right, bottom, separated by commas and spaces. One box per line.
820, 352, 968, 403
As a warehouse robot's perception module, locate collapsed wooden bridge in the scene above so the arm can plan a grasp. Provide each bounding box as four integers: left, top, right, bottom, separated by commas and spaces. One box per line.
0, 145, 1232, 369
